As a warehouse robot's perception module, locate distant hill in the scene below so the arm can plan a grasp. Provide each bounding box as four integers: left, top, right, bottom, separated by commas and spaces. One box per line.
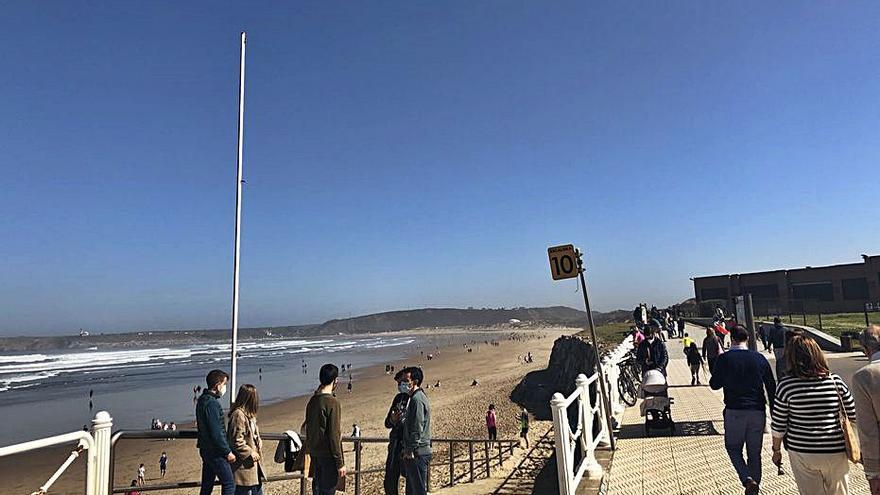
0, 306, 630, 352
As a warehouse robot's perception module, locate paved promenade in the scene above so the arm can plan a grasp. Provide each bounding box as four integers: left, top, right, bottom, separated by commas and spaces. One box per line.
605, 335, 871, 495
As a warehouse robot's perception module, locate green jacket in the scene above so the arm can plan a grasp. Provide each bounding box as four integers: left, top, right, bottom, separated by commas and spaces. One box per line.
196, 390, 232, 456
305, 392, 345, 468
404, 388, 432, 456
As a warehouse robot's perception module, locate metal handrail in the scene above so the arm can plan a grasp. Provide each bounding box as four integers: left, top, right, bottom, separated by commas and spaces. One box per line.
110, 429, 520, 494
0, 430, 97, 495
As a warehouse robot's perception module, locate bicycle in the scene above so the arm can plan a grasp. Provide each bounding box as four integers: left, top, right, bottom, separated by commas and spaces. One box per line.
617, 352, 641, 407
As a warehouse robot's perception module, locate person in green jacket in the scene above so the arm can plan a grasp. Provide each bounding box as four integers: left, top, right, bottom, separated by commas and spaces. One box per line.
305, 364, 346, 495
195, 369, 235, 495
401, 366, 432, 495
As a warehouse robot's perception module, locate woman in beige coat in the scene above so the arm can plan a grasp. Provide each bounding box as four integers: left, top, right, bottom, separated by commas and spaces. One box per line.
227, 384, 265, 495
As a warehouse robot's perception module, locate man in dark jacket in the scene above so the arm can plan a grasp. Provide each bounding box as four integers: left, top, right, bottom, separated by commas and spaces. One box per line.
710, 325, 776, 495
196, 369, 235, 495
383, 369, 410, 495
636, 326, 669, 375
305, 364, 345, 495
402, 366, 432, 495
767, 317, 788, 379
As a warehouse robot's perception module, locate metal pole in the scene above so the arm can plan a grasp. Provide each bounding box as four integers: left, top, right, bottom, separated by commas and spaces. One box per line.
745, 294, 757, 352
575, 249, 616, 450
230, 31, 247, 405
865, 304, 871, 327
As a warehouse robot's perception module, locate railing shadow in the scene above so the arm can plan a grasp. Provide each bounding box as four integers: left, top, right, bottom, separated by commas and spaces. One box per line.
617, 420, 721, 439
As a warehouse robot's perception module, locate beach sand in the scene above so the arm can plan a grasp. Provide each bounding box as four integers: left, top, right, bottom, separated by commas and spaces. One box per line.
0, 326, 575, 494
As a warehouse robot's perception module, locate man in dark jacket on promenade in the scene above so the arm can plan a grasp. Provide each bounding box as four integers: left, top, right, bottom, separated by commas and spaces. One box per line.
196, 369, 235, 495
636, 326, 669, 375
305, 364, 346, 495
768, 317, 788, 379
402, 366, 432, 495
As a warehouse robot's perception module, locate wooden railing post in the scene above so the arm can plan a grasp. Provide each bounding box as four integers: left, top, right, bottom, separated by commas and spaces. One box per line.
448, 441, 454, 486
354, 439, 361, 495
497, 441, 503, 466
468, 442, 475, 482
484, 442, 490, 477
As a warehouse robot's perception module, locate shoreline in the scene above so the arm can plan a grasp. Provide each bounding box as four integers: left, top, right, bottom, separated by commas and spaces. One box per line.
0, 326, 577, 495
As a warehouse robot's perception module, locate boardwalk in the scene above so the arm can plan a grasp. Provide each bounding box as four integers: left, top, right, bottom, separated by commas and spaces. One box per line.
605, 339, 871, 495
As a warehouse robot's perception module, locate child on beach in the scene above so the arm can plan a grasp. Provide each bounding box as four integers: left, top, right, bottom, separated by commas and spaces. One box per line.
127, 480, 141, 495
486, 404, 497, 440
137, 464, 145, 485
159, 452, 167, 478
518, 408, 530, 448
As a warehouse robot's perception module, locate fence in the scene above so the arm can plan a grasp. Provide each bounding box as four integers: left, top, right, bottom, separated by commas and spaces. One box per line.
0, 411, 519, 495
550, 335, 631, 495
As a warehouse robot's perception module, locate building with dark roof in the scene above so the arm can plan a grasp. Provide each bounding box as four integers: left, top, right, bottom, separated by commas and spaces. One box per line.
692, 254, 880, 316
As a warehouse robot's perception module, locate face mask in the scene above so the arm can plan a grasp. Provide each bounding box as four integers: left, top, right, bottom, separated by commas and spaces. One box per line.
218, 384, 227, 397
398, 382, 409, 394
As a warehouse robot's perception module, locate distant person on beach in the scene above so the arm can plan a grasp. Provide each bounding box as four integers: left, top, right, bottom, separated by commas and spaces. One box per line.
137, 464, 145, 485
227, 384, 264, 495
305, 364, 345, 495
159, 452, 167, 478
486, 404, 498, 440
347, 379, 353, 394
196, 369, 235, 495
401, 366, 432, 495
384, 369, 411, 495
519, 408, 530, 448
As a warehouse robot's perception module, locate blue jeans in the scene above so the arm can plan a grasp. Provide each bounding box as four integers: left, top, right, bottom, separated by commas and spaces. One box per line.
723, 409, 765, 486
199, 451, 235, 495
311, 456, 339, 495
234, 485, 262, 495
403, 454, 432, 495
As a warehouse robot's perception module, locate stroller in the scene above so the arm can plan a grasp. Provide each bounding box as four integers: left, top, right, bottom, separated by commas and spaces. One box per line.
640, 368, 674, 436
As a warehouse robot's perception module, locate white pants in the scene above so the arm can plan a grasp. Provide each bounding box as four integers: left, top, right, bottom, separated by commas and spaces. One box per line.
788, 451, 850, 495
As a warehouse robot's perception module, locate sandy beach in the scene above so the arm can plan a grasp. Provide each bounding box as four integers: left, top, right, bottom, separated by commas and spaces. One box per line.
0, 326, 576, 494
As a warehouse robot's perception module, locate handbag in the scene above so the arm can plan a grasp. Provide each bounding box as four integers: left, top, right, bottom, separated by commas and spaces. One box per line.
834, 378, 861, 464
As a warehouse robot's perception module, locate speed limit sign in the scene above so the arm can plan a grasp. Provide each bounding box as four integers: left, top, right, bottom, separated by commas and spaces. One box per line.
547, 244, 579, 280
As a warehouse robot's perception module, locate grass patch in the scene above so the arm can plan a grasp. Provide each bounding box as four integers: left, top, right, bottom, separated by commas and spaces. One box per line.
575, 322, 632, 348
762, 312, 874, 338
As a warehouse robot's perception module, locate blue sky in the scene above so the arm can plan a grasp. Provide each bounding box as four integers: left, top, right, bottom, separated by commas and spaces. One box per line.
2, 2, 879, 335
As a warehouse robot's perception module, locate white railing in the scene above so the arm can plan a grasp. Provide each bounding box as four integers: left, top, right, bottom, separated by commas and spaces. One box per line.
550, 335, 634, 495
0, 411, 112, 495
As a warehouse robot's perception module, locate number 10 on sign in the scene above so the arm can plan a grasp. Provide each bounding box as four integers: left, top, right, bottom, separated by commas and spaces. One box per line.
548, 244, 579, 280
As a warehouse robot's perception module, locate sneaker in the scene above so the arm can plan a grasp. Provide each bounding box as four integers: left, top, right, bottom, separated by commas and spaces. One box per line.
744, 478, 759, 495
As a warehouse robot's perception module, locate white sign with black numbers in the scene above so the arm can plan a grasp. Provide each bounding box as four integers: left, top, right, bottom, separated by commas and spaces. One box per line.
547, 244, 579, 281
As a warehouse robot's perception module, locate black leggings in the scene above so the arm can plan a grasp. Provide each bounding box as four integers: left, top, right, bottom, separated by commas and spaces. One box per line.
488, 427, 497, 440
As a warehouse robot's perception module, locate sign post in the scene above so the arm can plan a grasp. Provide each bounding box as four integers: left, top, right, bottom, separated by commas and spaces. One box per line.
547, 244, 616, 450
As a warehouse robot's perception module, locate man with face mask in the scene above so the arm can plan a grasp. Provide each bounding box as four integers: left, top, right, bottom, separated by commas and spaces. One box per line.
636, 325, 669, 376
305, 364, 346, 495
383, 369, 411, 495
196, 369, 236, 495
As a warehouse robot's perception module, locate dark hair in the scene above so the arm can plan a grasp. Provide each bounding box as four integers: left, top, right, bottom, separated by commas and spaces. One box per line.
131, 480, 138, 487
404, 366, 424, 386
230, 384, 259, 417
393, 368, 407, 381
689, 342, 698, 351
206, 369, 229, 389
773, 316, 782, 325
488, 404, 495, 410
319, 364, 339, 386
730, 324, 749, 342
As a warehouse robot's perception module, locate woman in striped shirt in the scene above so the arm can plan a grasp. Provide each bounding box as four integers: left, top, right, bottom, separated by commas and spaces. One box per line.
770, 335, 857, 495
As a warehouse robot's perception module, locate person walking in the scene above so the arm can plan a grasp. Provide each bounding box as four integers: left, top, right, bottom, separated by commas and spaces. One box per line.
702, 327, 723, 374
757, 324, 769, 352
305, 364, 345, 495
486, 404, 498, 440
636, 326, 669, 375
685, 342, 704, 385
227, 384, 264, 495
771, 334, 857, 495
768, 317, 788, 379
709, 325, 776, 495
677, 317, 686, 340
401, 366, 432, 495
518, 408, 530, 449
854, 325, 880, 495
196, 369, 235, 495
137, 464, 146, 486
159, 452, 167, 478
383, 369, 410, 495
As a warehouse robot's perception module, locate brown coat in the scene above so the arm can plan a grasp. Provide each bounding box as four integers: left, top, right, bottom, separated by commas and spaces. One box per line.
227, 408, 265, 487
852, 357, 880, 478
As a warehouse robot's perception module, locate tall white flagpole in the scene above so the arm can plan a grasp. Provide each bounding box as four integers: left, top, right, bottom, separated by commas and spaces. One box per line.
230, 31, 246, 406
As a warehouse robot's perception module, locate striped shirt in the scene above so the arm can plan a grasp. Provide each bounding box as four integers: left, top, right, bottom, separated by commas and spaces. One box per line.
770, 373, 856, 454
